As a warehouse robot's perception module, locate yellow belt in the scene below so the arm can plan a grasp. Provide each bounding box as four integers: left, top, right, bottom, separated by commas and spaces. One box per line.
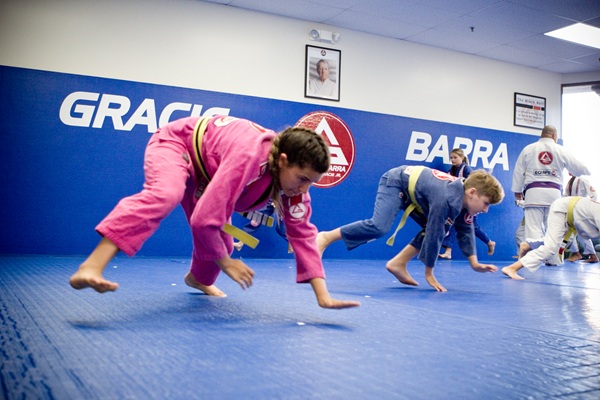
386, 166, 424, 246
192, 117, 260, 249
559, 196, 581, 262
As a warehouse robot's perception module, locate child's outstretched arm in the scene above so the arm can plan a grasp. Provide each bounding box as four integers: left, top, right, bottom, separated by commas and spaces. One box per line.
309, 278, 360, 309
467, 255, 498, 273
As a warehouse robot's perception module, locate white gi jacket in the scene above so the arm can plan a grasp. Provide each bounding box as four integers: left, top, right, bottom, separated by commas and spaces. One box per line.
565, 175, 597, 200
522, 197, 600, 272
512, 137, 590, 206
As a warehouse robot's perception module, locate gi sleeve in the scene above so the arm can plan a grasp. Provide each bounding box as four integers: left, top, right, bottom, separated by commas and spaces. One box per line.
416, 199, 449, 267
511, 149, 527, 193
282, 193, 326, 283
559, 147, 590, 178
454, 210, 476, 258
190, 150, 260, 261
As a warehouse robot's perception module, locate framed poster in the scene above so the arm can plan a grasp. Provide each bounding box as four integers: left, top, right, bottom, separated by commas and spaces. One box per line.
305, 45, 341, 101
514, 92, 546, 129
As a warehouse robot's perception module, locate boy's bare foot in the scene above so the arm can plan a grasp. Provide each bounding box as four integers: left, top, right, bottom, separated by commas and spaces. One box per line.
386, 261, 418, 286
585, 253, 599, 263
487, 240, 496, 255
184, 272, 227, 297
438, 253, 451, 260
501, 266, 524, 280
566, 252, 582, 262
70, 267, 119, 293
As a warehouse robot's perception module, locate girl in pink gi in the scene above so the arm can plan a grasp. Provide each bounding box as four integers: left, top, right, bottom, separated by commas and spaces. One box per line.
70, 116, 360, 309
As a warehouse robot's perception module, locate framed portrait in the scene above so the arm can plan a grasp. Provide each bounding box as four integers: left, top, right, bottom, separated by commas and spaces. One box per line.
514, 92, 546, 129
305, 45, 341, 101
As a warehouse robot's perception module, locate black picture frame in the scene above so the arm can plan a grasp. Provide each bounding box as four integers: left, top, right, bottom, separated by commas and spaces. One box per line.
514, 92, 546, 129
305, 45, 341, 101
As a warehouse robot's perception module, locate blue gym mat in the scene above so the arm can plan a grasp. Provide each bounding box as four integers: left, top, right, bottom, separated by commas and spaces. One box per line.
1, 255, 599, 399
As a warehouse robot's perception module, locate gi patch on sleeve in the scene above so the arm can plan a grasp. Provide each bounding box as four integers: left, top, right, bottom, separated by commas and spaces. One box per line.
288, 194, 307, 219
432, 169, 457, 181
290, 203, 307, 219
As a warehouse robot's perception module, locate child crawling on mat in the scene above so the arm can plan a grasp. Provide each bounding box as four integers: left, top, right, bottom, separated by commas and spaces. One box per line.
70, 116, 360, 309
502, 196, 600, 280
317, 165, 504, 292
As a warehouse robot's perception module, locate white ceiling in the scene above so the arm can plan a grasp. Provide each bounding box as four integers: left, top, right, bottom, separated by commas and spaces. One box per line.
201, 0, 600, 75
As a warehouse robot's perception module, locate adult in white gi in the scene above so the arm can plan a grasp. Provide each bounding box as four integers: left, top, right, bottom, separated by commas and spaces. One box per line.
502, 197, 600, 280
564, 174, 598, 263
308, 59, 338, 99
511, 125, 590, 265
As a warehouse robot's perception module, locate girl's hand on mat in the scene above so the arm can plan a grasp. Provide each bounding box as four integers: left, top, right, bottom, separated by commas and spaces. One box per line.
309, 278, 360, 309
217, 257, 255, 290
470, 263, 498, 273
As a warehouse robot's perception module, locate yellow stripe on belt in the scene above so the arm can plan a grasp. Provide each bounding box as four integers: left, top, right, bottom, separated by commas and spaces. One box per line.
386, 166, 424, 246
559, 196, 582, 262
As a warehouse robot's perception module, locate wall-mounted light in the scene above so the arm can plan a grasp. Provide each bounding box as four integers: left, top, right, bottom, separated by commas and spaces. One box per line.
309, 29, 340, 44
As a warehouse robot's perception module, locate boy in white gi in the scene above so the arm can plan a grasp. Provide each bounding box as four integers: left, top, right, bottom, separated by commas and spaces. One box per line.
318, 166, 504, 292
564, 174, 598, 263
502, 196, 600, 280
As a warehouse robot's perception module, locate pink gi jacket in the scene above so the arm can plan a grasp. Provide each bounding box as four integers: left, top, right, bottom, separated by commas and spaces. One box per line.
97, 116, 325, 285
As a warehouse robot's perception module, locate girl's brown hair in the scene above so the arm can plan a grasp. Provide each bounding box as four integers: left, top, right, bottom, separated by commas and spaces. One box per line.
450, 148, 469, 165
268, 126, 330, 211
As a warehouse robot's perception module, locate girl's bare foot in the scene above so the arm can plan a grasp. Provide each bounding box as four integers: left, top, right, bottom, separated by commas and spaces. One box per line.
69, 266, 119, 293
501, 266, 524, 280
386, 261, 418, 286
70, 237, 120, 293
438, 247, 452, 259
487, 240, 496, 255
184, 272, 227, 297
424, 273, 447, 292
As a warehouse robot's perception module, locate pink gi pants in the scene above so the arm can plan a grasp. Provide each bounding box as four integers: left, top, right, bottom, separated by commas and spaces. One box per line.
96, 132, 233, 286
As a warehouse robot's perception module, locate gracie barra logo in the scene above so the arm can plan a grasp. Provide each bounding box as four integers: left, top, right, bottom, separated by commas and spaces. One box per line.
464, 214, 474, 224
290, 203, 307, 219
294, 111, 355, 188
289, 194, 307, 220
431, 169, 457, 181
404, 166, 456, 182
538, 151, 553, 165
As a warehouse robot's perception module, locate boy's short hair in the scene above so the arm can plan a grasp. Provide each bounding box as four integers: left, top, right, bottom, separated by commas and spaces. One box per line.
464, 170, 504, 204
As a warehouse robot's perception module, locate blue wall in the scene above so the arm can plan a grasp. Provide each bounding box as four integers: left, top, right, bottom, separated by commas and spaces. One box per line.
0, 66, 534, 260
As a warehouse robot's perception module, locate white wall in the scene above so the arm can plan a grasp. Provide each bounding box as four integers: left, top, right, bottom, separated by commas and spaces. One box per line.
1, 0, 598, 134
